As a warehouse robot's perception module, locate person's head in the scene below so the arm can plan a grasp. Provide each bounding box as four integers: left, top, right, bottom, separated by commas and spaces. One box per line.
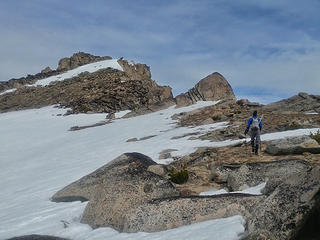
253, 110, 257, 117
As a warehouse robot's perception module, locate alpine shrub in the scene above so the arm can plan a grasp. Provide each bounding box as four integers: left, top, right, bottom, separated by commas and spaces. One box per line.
168, 164, 189, 184
285, 122, 301, 130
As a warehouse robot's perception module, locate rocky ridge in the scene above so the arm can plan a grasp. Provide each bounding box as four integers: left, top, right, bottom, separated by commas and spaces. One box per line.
0, 53, 174, 114
0, 52, 110, 93
264, 92, 320, 113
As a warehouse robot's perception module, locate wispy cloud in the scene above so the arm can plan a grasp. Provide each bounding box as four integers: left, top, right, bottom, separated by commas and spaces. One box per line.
0, 0, 319, 103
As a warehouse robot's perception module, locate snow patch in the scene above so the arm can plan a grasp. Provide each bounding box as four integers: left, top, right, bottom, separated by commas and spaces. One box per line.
200, 182, 266, 196
28, 59, 123, 87
305, 112, 318, 115
0, 88, 17, 95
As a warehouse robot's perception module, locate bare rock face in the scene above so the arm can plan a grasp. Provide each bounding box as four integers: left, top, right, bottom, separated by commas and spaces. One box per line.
211, 159, 320, 240
265, 92, 320, 113
210, 159, 312, 191
52, 153, 180, 231
175, 72, 236, 107
52, 155, 319, 236
57, 52, 112, 71
245, 166, 320, 240
265, 136, 320, 155
122, 194, 257, 233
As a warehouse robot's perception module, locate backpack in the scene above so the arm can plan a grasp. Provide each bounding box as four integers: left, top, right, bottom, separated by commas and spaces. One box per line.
251, 117, 260, 130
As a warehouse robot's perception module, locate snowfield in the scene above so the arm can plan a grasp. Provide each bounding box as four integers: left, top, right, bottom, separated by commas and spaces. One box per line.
0, 102, 319, 240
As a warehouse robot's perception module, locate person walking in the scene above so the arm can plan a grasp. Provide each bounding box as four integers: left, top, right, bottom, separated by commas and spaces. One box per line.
244, 110, 262, 155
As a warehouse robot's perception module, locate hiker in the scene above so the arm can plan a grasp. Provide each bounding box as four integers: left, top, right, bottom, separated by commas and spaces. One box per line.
244, 110, 262, 155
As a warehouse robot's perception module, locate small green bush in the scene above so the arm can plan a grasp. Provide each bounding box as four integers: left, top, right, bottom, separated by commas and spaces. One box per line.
212, 115, 221, 121
310, 130, 320, 144
169, 164, 189, 184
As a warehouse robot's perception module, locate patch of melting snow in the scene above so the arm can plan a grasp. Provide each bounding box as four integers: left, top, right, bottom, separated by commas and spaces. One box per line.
0, 88, 17, 96
200, 182, 266, 196
305, 112, 318, 115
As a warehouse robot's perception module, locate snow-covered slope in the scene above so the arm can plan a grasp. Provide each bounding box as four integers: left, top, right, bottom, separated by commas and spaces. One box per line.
0, 59, 124, 96
29, 59, 123, 87
0, 102, 319, 240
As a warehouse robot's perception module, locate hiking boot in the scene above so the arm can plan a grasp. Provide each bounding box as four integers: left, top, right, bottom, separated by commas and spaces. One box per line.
251, 141, 255, 152
255, 145, 259, 155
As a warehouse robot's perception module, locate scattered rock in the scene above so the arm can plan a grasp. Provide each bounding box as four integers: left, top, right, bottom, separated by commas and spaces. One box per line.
158, 149, 178, 160
265, 136, 320, 155
126, 135, 157, 142
106, 112, 115, 120
139, 135, 157, 141
69, 121, 111, 131
126, 138, 138, 142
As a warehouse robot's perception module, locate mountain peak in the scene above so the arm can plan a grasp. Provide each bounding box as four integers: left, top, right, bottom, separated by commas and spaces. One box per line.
57, 52, 112, 72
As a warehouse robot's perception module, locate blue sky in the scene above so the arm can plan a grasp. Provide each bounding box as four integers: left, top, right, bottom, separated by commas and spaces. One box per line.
0, 0, 320, 103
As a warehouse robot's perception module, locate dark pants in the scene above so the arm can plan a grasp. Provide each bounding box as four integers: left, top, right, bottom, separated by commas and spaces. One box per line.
250, 127, 260, 152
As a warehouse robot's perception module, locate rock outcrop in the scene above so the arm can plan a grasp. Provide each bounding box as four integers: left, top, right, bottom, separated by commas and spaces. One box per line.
265, 136, 320, 155
57, 52, 112, 72
244, 166, 320, 240
264, 92, 320, 113
52, 152, 320, 238
211, 159, 320, 240
211, 159, 312, 191
52, 153, 180, 231
121, 194, 257, 233
175, 72, 236, 107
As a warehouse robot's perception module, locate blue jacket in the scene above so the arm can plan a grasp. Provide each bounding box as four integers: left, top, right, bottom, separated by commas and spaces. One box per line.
245, 117, 262, 134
